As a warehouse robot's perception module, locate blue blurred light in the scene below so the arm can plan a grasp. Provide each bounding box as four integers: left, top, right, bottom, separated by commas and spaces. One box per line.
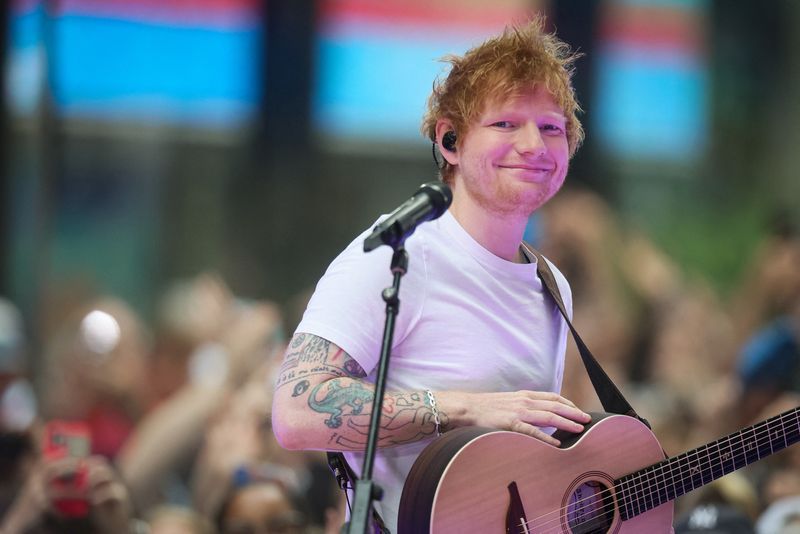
314, 34, 462, 143
6, 5, 262, 128
594, 44, 708, 160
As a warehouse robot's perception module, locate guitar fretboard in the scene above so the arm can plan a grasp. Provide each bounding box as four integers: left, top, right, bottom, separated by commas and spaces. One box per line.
615, 406, 800, 520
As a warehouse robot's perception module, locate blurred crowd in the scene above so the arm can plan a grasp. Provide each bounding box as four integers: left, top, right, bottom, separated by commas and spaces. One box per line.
0, 186, 799, 533
543, 188, 800, 533
0, 273, 342, 534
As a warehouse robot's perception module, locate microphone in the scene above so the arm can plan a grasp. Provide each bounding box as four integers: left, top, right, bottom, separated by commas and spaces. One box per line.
363, 181, 453, 252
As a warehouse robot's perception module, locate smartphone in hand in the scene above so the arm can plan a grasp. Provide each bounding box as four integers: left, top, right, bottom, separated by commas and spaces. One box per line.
42, 420, 91, 517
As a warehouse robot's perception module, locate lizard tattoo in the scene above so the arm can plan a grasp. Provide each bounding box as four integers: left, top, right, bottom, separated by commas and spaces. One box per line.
308, 380, 374, 428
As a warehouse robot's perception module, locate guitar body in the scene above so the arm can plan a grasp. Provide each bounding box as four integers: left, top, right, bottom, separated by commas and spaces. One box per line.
399, 413, 673, 533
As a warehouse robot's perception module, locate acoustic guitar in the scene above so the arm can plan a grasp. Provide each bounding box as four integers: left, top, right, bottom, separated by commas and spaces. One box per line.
398, 407, 800, 533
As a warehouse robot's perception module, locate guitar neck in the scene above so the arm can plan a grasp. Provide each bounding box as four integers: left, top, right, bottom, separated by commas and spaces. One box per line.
616, 406, 800, 521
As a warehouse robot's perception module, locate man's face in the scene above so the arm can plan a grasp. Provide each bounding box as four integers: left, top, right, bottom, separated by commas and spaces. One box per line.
452, 86, 570, 216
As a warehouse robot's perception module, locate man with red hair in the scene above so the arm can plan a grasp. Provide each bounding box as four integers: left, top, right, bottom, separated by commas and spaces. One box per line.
272, 16, 589, 532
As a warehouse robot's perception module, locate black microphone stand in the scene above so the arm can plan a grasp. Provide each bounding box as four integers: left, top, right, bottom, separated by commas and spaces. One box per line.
344, 244, 409, 534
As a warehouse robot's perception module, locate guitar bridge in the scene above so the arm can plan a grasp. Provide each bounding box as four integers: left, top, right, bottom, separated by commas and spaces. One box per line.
506, 481, 529, 534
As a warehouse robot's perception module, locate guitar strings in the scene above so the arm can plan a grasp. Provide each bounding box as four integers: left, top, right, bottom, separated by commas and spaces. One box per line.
524, 411, 799, 533
525, 419, 795, 534
514, 410, 799, 533
528, 412, 799, 534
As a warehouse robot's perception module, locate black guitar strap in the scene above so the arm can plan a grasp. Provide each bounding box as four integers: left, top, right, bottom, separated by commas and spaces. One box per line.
522, 243, 650, 428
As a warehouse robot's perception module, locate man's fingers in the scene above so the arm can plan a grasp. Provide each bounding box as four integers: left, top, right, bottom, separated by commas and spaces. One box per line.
549, 393, 578, 409
549, 402, 592, 423
523, 398, 591, 425
518, 391, 589, 419
522, 411, 585, 433
511, 421, 561, 447
522, 390, 577, 408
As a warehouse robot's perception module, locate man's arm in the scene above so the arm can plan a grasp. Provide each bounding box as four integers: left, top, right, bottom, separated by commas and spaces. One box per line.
271, 332, 442, 451
271, 333, 591, 451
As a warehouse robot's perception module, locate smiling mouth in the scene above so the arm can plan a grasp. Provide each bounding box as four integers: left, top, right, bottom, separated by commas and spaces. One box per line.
499, 165, 554, 172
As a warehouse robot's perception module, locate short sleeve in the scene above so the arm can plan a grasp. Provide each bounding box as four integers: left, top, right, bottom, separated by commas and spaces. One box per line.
295, 224, 428, 375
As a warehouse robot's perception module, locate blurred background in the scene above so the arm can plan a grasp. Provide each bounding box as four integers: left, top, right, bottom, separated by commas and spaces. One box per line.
2, 0, 800, 533
5, 0, 799, 335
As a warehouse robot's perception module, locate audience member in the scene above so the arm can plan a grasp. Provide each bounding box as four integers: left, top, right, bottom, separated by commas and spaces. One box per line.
0, 455, 134, 533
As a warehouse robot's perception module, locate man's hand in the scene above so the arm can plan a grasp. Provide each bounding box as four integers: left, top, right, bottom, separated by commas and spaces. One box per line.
436, 390, 591, 447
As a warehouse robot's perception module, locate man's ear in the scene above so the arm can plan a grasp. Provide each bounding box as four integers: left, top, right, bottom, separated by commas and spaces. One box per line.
435, 120, 459, 165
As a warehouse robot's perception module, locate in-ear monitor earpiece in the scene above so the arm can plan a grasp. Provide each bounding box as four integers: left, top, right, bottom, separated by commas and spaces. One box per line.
442, 131, 457, 152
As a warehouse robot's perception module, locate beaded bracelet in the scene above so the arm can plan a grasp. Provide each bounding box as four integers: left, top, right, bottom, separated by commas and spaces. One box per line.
425, 389, 442, 436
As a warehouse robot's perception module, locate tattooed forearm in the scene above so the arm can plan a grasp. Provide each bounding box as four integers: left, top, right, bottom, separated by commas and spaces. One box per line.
307, 379, 450, 449
274, 333, 445, 450
275, 334, 366, 390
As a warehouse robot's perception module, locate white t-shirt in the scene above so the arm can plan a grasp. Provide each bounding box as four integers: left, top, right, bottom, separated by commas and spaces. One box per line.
296, 209, 572, 532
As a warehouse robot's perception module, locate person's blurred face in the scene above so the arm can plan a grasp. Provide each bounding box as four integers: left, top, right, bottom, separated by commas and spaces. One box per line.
448, 85, 569, 217
222, 482, 305, 534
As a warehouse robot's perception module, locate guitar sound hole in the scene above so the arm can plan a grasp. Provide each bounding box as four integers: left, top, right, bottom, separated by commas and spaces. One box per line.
567, 480, 614, 534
